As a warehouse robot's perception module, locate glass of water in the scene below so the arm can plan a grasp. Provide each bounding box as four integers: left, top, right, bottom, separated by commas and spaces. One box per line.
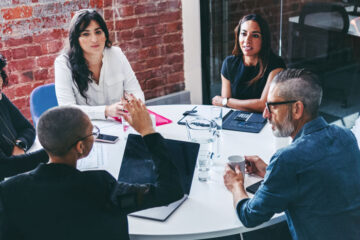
186, 118, 217, 181
210, 106, 222, 161
121, 115, 130, 140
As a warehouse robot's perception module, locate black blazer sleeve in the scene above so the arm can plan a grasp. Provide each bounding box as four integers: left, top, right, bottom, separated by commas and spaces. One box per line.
108, 133, 184, 214
4, 95, 35, 151
0, 186, 6, 240
0, 149, 48, 180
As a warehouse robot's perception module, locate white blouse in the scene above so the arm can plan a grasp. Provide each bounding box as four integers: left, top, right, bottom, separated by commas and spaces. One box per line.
54, 46, 144, 120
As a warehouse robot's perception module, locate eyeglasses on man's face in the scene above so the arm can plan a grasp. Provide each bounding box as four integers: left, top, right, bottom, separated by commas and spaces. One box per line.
265, 100, 297, 114
67, 125, 100, 150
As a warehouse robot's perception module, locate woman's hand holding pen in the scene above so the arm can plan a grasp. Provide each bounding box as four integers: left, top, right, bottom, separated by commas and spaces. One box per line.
105, 92, 143, 118
105, 101, 124, 118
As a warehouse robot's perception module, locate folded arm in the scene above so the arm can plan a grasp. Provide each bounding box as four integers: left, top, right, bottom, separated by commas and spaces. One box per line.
5, 95, 35, 151
213, 68, 283, 112
0, 149, 48, 180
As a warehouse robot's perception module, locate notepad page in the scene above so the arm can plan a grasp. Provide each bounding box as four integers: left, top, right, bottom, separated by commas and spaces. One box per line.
77, 143, 104, 170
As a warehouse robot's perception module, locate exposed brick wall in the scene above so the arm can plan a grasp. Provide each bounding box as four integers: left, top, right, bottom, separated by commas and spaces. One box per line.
0, 0, 184, 121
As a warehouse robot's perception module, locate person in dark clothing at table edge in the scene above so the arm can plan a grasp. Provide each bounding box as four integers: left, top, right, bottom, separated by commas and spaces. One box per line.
212, 14, 285, 112
0, 97, 183, 240
0, 54, 48, 181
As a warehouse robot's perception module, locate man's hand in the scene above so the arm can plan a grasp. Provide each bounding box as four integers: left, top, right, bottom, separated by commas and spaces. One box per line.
105, 101, 124, 118
12, 146, 25, 156
223, 165, 248, 208
224, 165, 244, 192
212, 95, 223, 106
245, 155, 267, 178
123, 95, 155, 137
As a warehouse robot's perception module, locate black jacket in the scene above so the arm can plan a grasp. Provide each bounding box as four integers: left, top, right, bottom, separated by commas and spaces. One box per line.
0, 93, 48, 180
0, 133, 183, 240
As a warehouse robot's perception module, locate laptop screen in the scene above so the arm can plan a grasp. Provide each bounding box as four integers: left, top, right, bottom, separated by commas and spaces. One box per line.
118, 134, 199, 195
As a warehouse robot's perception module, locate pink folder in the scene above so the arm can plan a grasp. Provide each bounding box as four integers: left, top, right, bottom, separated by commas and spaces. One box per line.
113, 109, 172, 126
147, 109, 172, 126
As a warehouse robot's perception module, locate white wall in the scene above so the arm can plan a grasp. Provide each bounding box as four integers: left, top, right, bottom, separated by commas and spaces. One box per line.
182, 0, 203, 104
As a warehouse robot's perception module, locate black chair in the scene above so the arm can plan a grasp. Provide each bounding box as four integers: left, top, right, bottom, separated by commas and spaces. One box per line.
343, 0, 360, 16
288, 2, 359, 108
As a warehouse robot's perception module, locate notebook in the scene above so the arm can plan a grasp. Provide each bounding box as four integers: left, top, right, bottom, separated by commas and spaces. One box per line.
118, 134, 200, 221
222, 110, 267, 133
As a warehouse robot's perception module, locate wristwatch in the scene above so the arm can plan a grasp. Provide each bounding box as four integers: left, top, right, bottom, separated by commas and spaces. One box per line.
15, 140, 27, 152
222, 97, 229, 107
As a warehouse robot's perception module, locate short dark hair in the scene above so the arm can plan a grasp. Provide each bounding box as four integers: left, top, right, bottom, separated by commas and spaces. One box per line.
271, 69, 323, 118
67, 9, 112, 101
232, 14, 272, 86
37, 106, 90, 156
0, 54, 9, 87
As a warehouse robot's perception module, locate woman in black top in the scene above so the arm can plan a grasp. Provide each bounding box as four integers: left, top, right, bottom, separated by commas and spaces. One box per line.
212, 14, 285, 112
0, 54, 48, 181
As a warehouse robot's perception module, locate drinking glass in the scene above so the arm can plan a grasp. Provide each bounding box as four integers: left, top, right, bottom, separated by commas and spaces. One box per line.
186, 118, 217, 181
121, 115, 130, 140
210, 106, 222, 161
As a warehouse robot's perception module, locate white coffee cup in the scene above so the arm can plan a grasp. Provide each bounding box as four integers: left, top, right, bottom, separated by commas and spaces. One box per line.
227, 155, 245, 175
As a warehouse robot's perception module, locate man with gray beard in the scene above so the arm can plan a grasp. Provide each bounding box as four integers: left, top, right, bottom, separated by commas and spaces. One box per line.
223, 69, 360, 240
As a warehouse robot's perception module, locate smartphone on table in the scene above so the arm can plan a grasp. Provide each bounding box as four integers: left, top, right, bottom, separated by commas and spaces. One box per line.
246, 180, 263, 194
95, 133, 119, 143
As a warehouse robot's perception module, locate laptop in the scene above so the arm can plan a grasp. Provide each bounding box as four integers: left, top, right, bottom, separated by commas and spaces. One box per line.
118, 134, 200, 221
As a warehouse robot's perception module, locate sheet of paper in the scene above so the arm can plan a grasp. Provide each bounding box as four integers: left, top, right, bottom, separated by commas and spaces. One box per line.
77, 143, 104, 170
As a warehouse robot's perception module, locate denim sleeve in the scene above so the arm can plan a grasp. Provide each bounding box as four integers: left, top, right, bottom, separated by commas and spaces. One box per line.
236, 154, 296, 228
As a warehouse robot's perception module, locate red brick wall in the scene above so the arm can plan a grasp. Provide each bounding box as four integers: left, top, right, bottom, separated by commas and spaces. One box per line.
0, 0, 184, 121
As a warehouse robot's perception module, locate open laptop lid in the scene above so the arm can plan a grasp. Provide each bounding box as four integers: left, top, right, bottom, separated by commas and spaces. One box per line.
118, 134, 199, 221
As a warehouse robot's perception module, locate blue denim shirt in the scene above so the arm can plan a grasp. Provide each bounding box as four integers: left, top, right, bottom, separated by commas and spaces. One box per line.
236, 117, 360, 240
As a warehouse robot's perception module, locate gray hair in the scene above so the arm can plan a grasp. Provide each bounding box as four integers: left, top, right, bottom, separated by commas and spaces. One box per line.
271, 69, 323, 118
37, 106, 89, 156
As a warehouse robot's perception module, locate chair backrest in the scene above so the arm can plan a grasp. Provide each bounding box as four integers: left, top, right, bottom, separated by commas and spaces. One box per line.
288, 2, 352, 70
30, 83, 58, 127
299, 2, 349, 33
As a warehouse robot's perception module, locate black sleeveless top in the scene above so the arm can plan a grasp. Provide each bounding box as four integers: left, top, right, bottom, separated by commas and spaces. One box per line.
221, 52, 285, 99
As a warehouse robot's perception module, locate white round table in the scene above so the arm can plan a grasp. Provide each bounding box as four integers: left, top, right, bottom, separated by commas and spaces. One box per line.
30, 104, 289, 240
99, 105, 288, 240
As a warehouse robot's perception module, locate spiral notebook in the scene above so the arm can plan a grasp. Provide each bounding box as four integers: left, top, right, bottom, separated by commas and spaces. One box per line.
222, 110, 267, 133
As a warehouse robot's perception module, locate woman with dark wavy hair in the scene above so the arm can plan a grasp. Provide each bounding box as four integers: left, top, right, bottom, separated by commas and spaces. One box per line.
55, 9, 144, 119
212, 14, 285, 112
0, 54, 48, 181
